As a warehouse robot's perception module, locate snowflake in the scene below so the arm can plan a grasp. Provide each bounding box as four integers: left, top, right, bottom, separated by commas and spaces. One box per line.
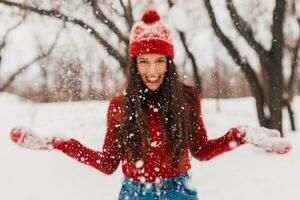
135, 160, 144, 168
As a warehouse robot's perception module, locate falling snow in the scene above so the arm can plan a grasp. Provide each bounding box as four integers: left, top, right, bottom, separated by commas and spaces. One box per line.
0, 93, 299, 200
135, 160, 144, 168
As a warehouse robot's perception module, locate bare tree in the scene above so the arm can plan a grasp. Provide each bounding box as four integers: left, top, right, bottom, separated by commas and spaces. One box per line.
0, 14, 27, 81
0, 0, 134, 72
204, 0, 299, 134
282, 2, 300, 131
0, 23, 64, 91
167, 0, 203, 93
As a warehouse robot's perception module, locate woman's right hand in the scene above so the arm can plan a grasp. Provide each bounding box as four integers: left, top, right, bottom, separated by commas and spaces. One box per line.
10, 127, 66, 151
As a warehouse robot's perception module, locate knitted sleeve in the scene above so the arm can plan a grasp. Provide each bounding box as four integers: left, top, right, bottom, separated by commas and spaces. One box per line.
53, 96, 124, 174
190, 91, 246, 161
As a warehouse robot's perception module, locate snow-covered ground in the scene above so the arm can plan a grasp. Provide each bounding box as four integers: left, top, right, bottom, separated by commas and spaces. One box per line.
0, 92, 299, 200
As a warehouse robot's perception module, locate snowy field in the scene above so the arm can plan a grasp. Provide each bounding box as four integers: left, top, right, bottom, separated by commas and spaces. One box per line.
0, 92, 299, 200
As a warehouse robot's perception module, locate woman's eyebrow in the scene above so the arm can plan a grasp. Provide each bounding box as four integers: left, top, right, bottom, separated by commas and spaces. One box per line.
137, 57, 166, 61
137, 57, 147, 61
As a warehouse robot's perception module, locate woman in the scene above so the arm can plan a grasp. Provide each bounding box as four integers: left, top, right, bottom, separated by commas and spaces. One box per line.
11, 10, 291, 200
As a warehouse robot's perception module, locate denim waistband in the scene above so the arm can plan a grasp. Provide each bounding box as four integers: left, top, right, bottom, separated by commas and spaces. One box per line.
122, 172, 191, 191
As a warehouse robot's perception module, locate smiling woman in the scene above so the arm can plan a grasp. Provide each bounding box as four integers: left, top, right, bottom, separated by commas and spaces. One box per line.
9, 9, 292, 200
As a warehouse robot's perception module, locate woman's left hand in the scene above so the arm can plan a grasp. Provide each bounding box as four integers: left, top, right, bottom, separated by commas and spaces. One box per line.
237, 125, 292, 154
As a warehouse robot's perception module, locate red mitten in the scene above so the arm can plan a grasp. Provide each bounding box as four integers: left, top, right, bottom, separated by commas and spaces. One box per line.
10, 127, 65, 150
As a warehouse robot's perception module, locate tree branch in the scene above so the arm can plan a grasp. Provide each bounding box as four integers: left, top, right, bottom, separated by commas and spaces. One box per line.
179, 31, 203, 93
204, 0, 268, 126
86, 0, 129, 45
287, 19, 300, 99
0, 24, 64, 91
0, 0, 127, 69
167, 0, 202, 92
225, 0, 270, 61
119, 0, 134, 30
0, 14, 27, 65
0, 15, 26, 49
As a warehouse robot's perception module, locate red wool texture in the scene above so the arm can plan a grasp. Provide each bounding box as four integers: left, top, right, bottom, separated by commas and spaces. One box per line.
129, 9, 174, 59
54, 86, 245, 182
141, 9, 161, 23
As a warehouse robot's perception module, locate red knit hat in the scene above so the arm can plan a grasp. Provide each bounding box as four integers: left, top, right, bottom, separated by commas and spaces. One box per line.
129, 10, 174, 59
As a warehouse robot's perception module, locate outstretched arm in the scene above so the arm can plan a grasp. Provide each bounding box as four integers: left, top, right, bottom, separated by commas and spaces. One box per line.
53, 138, 121, 175
11, 96, 124, 175
190, 125, 245, 161
189, 91, 291, 161
53, 96, 124, 174
189, 92, 245, 161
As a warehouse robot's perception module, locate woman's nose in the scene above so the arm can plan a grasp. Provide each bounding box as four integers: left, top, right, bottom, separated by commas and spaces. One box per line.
149, 62, 156, 68
148, 63, 157, 72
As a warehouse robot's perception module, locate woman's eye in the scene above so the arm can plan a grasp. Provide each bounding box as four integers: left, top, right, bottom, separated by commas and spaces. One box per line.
139, 61, 147, 64
157, 60, 166, 63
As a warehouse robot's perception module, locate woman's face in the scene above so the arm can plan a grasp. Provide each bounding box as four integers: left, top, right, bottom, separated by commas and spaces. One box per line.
136, 54, 167, 91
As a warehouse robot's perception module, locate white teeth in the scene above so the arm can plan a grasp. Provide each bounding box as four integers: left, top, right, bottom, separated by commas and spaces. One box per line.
146, 76, 159, 81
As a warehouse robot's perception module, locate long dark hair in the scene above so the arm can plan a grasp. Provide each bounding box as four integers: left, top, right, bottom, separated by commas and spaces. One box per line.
120, 57, 199, 168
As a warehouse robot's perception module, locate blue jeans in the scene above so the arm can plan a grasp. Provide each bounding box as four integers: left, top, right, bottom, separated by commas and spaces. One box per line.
118, 172, 198, 200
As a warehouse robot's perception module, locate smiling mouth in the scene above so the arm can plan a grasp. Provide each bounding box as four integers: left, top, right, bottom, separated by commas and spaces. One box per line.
145, 76, 161, 83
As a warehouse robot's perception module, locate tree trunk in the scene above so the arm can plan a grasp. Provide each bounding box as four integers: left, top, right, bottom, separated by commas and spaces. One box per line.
283, 98, 296, 131
267, 73, 283, 134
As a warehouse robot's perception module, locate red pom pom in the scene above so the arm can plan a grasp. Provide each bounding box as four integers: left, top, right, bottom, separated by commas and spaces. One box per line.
141, 9, 160, 24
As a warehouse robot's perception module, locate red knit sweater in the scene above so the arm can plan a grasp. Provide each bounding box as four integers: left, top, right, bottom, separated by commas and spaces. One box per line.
54, 86, 245, 182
